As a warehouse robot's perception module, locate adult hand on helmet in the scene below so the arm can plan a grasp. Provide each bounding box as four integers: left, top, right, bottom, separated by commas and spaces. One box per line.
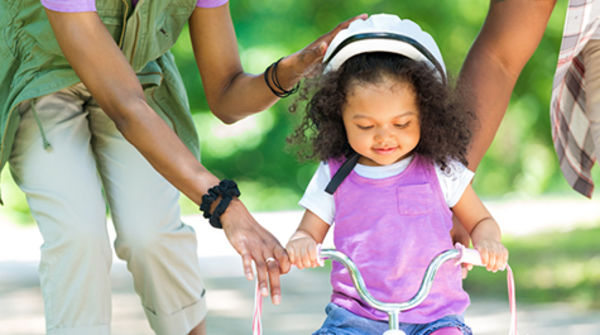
274, 14, 368, 88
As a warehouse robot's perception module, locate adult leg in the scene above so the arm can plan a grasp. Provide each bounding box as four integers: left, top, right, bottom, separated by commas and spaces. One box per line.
582, 39, 600, 160
9, 85, 113, 335
87, 99, 207, 335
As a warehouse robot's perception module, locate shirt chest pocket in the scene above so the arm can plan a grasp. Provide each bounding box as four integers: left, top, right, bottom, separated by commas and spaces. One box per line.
396, 183, 434, 215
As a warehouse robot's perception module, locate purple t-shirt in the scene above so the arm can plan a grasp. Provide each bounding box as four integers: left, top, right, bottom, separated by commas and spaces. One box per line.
41, 0, 228, 12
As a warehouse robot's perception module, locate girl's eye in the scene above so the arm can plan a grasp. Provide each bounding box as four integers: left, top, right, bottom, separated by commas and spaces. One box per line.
394, 122, 410, 129
357, 125, 374, 130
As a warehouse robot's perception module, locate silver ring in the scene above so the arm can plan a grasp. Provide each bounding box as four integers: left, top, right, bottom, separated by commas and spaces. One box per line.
265, 257, 276, 263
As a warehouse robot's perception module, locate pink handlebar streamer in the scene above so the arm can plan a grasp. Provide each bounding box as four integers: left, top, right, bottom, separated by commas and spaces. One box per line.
455, 243, 517, 335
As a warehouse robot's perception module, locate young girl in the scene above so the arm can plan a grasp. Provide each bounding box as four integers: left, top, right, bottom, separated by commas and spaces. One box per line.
286, 14, 508, 335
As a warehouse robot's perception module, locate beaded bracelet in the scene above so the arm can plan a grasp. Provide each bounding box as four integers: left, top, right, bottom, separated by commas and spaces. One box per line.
264, 57, 300, 98
199, 179, 241, 229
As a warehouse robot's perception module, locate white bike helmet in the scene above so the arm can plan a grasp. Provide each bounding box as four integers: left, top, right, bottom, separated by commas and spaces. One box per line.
323, 14, 446, 83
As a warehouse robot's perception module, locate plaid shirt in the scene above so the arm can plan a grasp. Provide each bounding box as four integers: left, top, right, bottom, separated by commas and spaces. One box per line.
551, 0, 600, 197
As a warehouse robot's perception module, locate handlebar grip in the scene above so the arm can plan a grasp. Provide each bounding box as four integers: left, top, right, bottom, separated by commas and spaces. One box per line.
460, 248, 484, 266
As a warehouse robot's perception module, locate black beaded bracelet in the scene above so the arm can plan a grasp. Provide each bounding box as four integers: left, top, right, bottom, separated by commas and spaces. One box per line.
264, 57, 300, 98
199, 179, 241, 229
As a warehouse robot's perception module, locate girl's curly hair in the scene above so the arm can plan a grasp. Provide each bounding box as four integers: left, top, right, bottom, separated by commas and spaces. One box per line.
288, 52, 475, 171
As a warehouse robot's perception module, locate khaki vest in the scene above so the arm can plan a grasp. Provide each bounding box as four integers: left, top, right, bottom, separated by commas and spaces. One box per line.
0, 0, 200, 203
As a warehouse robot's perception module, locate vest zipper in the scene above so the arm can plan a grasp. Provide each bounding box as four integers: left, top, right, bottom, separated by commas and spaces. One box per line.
118, 0, 130, 48
30, 100, 52, 150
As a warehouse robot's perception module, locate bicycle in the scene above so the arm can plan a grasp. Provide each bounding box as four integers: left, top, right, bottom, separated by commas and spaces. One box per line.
252, 243, 517, 335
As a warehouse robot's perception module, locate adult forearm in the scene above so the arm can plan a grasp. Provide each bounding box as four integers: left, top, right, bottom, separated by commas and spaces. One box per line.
113, 99, 219, 203
459, 48, 517, 170
459, 0, 556, 170
208, 57, 301, 124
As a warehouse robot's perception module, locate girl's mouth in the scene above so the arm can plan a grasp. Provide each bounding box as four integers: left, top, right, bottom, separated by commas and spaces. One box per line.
373, 147, 397, 155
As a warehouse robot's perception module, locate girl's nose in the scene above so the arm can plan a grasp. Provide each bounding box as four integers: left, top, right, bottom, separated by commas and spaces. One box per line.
374, 128, 390, 142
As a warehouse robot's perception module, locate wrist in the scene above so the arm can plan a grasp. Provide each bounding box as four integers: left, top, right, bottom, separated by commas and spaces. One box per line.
289, 229, 314, 242
264, 57, 300, 98
278, 56, 302, 90
199, 179, 241, 229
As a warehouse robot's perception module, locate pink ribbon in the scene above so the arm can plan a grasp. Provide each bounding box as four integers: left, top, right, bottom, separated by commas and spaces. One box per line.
455, 243, 518, 335
506, 264, 517, 335
252, 279, 263, 335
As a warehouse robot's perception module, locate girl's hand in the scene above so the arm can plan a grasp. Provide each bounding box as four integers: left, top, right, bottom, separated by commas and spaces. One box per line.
276, 14, 368, 86
474, 240, 509, 272
286, 232, 320, 269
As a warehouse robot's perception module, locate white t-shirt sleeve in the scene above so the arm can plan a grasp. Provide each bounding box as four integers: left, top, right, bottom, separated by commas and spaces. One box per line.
434, 161, 475, 208
298, 161, 335, 225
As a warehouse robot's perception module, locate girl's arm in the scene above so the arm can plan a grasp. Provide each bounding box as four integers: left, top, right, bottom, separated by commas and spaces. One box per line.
44, 9, 287, 305
286, 210, 331, 269
451, 185, 508, 272
188, 4, 366, 123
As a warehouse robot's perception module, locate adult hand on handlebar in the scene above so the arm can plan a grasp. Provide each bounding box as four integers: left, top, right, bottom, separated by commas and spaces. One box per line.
220, 198, 290, 305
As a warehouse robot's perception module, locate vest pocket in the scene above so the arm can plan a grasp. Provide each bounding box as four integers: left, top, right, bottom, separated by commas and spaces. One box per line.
137, 60, 163, 88
396, 183, 434, 215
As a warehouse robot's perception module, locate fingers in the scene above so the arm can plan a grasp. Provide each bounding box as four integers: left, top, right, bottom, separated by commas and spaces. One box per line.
252, 255, 283, 305
476, 242, 509, 272
254, 256, 269, 299
241, 252, 254, 281
307, 242, 319, 268
290, 14, 368, 79
265, 257, 281, 305
285, 237, 319, 269
274, 245, 291, 274
461, 263, 473, 279
325, 14, 368, 39
311, 14, 369, 58
220, 200, 288, 305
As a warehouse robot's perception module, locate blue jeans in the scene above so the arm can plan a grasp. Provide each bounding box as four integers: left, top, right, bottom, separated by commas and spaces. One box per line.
313, 303, 472, 335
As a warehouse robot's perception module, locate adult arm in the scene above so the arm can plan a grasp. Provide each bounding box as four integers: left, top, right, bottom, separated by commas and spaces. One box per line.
452, 0, 556, 259
44, 9, 291, 304
458, 0, 556, 170
189, 4, 366, 123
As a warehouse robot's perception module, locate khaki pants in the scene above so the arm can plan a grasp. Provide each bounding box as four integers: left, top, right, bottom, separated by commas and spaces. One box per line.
9, 83, 207, 335
582, 39, 600, 160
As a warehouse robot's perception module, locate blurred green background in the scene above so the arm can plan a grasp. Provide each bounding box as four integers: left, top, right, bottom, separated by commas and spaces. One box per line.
3, 0, 598, 220
2, 0, 600, 309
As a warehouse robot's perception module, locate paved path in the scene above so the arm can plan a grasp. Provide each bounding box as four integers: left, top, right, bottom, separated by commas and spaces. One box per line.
1, 197, 600, 334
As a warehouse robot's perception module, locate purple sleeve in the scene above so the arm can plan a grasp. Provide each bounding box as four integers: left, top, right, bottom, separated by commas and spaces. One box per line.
41, 0, 227, 13
196, 0, 228, 8
41, 0, 96, 12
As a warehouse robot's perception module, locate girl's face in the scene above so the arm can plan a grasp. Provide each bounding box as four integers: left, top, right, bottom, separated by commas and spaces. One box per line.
342, 77, 420, 166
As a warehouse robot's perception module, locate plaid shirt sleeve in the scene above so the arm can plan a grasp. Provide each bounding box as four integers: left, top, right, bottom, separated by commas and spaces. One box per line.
551, 0, 600, 197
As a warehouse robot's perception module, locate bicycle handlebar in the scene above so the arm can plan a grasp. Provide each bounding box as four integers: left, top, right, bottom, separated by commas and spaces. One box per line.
318, 244, 483, 331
